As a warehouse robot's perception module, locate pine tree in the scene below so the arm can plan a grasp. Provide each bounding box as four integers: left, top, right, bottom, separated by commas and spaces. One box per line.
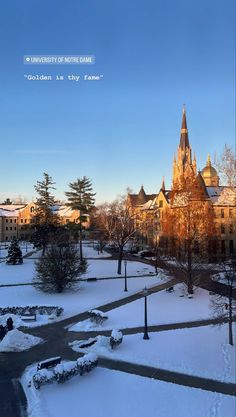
65, 177, 95, 260
6, 238, 23, 265
34, 241, 87, 293
34, 173, 57, 224
33, 173, 59, 255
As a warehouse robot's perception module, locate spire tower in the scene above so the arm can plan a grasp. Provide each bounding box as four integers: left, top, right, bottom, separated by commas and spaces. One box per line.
172, 105, 197, 189
179, 105, 190, 150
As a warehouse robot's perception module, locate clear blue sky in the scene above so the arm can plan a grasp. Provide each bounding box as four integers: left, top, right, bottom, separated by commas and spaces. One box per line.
0, 0, 235, 203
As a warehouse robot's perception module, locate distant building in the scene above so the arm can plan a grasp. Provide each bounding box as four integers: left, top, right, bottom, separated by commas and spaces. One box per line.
128, 107, 236, 257
0, 202, 89, 242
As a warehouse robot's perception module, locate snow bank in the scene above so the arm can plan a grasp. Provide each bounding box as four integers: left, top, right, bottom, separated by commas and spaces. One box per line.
0, 329, 42, 352
21, 367, 236, 417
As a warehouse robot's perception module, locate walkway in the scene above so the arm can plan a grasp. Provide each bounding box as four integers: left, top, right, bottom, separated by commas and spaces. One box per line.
0, 260, 235, 416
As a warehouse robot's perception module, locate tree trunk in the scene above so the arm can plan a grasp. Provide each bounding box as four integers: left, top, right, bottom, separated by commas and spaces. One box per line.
117, 247, 123, 275
79, 221, 83, 261
187, 242, 193, 295
228, 285, 233, 346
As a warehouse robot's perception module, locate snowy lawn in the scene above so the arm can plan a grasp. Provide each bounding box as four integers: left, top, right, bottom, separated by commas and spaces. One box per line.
69, 284, 215, 331
0, 258, 156, 285
0, 274, 166, 325
0, 242, 35, 260
82, 243, 112, 258
70, 324, 236, 383
21, 366, 235, 417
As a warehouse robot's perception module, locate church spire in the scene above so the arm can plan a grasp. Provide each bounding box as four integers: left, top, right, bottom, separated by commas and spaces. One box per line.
179, 104, 190, 150
161, 176, 165, 191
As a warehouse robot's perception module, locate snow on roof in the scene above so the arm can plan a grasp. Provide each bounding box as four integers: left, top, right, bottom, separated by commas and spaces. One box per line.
0, 209, 20, 217
0, 204, 26, 211
206, 186, 236, 206
140, 200, 154, 210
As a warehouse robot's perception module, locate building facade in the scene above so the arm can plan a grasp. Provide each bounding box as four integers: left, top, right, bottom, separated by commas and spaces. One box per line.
0, 202, 89, 242
128, 107, 236, 258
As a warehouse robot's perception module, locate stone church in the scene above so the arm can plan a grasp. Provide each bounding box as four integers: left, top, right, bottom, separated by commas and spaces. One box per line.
127, 107, 235, 257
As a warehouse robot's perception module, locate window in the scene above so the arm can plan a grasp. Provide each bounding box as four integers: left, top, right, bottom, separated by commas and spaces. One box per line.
221, 224, 225, 234
159, 200, 163, 208
10, 227, 12, 231
229, 224, 233, 234
229, 240, 234, 254
14, 227, 16, 230
6, 227, 8, 231
6, 219, 8, 223
66, 219, 70, 223
30, 206, 34, 213
24, 219, 27, 223
14, 219, 16, 223
221, 240, 225, 254
21, 219, 23, 223
10, 219, 12, 223
221, 209, 224, 218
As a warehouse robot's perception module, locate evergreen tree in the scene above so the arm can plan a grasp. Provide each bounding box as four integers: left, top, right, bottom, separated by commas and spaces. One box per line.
34, 241, 86, 293
65, 177, 95, 260
6, 238, 23, 265
33, 173, 59, 255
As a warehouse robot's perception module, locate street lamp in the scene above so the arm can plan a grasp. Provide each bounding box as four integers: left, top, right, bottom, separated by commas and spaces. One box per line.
143, 286, 149, 340
124, 260, 128, 292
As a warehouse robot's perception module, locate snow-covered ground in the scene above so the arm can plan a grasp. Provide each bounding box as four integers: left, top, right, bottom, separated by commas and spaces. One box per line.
0, 329, 42, 352
69, 284, 215, 331
70, 324, 236, 383
0, 257, 156, 285
21, 366, 235, 417
212, 272, 236, 288
0, 242, 35, 260
0, 260, 166, 325
82, 243, 112, 258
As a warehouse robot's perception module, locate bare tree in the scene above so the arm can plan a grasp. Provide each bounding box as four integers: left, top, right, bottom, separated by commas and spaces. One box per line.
96, 198, 139, 274
211, 257, 236, 345
215, 144, 236, 186
161, 179, 218, 296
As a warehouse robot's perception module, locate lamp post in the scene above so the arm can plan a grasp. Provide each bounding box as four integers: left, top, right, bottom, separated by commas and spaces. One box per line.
124, 260, 128, 292
143, 287, 149, 339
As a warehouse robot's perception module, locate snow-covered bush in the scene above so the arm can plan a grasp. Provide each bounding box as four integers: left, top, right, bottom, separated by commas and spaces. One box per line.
88, 309, 108, 324
77, 353, 98, 375
33, 369, 55, 389
54, 361, 79, 383
0, 306, 63, 317
110, 329, 123, 349
31, 353, 98, 389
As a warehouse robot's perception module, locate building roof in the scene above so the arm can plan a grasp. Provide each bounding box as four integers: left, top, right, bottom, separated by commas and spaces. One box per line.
0, 209, 20, 217
128, 186, 157, 207
206, 186, 236, 206
0, 204, 26, 211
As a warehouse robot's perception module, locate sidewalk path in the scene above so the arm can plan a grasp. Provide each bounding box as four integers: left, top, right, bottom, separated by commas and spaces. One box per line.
0, 260, 235, 416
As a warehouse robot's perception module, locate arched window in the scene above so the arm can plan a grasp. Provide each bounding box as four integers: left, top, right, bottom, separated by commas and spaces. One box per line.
30, 206, 34, 213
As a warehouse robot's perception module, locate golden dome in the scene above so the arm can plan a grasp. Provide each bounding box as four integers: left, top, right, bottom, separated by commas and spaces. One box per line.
201, 155, 218, 178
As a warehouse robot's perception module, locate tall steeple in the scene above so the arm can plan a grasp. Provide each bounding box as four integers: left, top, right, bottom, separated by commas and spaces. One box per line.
172, 105, 197, 189
179, 105, 190, 150
161, 177, 165, 191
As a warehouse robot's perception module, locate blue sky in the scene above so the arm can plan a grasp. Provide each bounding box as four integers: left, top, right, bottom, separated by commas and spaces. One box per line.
0, 0, 235, 203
